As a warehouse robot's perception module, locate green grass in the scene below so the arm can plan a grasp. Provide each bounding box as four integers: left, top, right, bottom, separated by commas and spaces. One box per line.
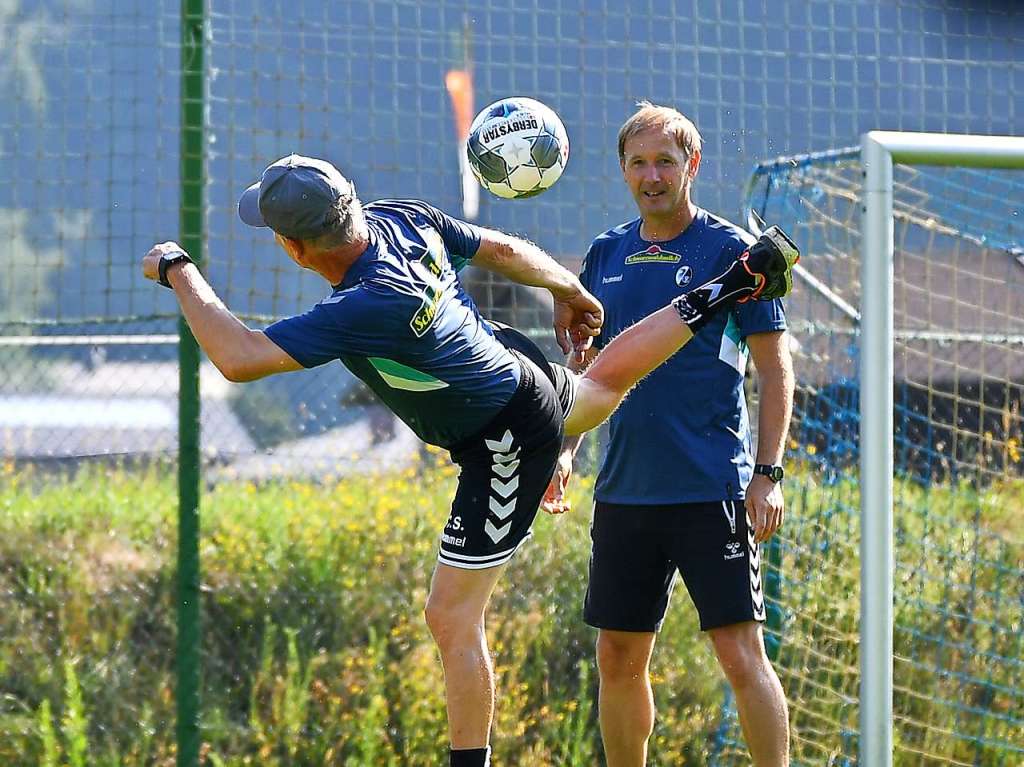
0, 458, 1021, 766
0, 459, 720, 766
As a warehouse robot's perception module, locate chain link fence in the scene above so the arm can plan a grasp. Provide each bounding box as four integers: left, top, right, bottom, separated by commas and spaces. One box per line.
2, 1, 1021, 764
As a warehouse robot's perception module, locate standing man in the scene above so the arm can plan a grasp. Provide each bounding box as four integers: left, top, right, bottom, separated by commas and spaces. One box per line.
547, 102, 794, 766
144, 152, 796, 765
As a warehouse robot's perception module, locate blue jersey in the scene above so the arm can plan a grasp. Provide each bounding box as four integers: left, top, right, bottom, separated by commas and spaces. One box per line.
580, 209, 787, 504
264, 199, 521, 449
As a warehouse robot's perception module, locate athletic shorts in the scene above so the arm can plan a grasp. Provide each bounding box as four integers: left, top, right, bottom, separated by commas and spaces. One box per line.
583, 500, 766, 632
489, 322, 577, 420
437, 353, 564, 570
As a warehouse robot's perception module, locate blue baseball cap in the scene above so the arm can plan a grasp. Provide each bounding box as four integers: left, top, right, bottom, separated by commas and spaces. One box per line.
237, 154, 354, 240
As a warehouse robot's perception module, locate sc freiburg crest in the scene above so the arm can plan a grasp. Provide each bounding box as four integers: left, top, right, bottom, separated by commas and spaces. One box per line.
675, 265, 692, 286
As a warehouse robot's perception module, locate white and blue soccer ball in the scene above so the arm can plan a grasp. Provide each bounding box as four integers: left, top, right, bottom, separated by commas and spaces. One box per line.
466, 97, 569, 199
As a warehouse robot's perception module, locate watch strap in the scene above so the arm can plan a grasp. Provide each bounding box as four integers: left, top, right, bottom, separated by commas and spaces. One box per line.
158, 251, 194, 288
754, 463, 784, 482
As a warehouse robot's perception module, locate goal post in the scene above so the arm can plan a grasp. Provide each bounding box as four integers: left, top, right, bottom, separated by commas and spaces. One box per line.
860, 131, 1024, 767
737, 135, 1024, 765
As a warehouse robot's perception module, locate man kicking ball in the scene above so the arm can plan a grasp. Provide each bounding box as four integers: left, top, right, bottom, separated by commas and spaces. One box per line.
143, 153, 797, 767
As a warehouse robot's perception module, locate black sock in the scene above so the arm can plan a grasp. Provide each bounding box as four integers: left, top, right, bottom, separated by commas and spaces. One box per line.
671, 257, 759, 333
450, 746, 491, 767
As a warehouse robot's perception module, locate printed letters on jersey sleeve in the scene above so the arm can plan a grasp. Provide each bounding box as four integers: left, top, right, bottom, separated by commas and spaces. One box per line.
413, 201, 484, 273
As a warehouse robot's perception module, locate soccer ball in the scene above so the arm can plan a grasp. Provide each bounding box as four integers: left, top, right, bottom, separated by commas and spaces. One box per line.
466, 97, 569, 199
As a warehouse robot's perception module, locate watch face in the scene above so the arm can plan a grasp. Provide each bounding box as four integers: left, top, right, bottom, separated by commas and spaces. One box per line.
770, 466, 784, 482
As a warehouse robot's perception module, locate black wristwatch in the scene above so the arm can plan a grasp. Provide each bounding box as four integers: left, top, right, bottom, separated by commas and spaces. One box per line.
158, 250, 194, 288
753, 463, 784, 483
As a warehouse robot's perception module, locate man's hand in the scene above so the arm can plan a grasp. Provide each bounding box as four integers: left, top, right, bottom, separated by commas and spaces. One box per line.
541, 448, 574, 515
552, 286, 603, 357
143, 241, 190, 283
744, 474, 784, 543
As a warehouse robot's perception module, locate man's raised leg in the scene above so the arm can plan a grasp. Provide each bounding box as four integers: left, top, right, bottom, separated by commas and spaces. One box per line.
564, 304, 695, 435
564, 226, 800, 436
424, 562, 506, 766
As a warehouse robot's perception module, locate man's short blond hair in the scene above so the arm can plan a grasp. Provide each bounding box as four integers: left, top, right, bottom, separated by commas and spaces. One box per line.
617, 101, 703, 164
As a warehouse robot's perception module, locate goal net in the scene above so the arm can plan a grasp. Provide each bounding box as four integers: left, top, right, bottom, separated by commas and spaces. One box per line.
712, 149, 1024, 765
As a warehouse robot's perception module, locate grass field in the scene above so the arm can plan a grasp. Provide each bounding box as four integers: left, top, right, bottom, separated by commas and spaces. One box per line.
1, 457, 725, 766
1, 457, 1021, 766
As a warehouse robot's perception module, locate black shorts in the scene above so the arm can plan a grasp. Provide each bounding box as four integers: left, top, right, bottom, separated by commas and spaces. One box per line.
438, 355, 564, 570
584, 500, 766, 632
489, 322, 577, 420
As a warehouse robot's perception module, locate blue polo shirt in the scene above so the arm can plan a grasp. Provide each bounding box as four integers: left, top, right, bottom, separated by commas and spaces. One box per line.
264, 199, 521, 449
580, 208, 787, 504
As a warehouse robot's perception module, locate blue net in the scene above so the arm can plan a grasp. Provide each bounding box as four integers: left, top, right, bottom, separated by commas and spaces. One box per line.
718, 152, 1024, 764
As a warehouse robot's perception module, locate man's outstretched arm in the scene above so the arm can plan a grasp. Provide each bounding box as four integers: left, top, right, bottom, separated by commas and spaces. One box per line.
471, 229, 603, 356
142, 241, 302, 382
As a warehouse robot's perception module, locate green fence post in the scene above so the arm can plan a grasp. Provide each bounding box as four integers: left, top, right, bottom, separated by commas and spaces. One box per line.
177, 1, 205, 765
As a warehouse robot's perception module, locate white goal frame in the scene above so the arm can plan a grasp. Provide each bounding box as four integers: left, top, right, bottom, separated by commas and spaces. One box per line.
859, 131, 1024, 767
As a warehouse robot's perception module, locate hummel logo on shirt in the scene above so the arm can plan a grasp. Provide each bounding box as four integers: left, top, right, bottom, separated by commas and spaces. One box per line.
602, 274, 623, 284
